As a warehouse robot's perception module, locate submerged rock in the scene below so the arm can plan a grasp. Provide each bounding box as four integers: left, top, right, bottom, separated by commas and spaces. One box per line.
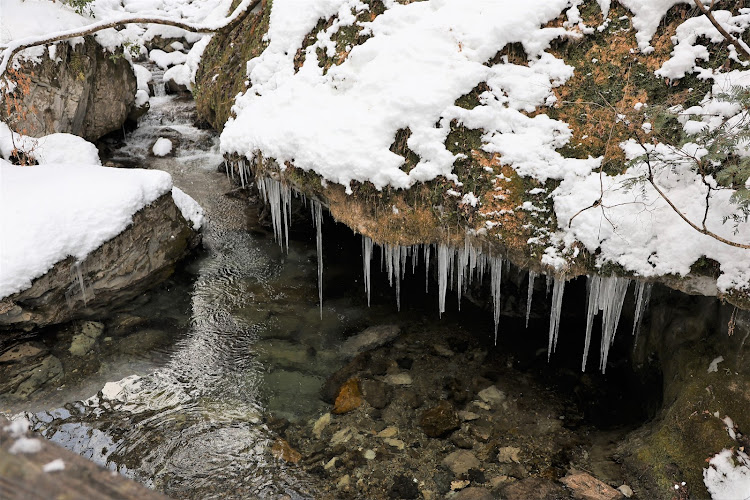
333, 378, 362, 414
339, 325, 400, 358
0, 194, 201, 332
68, 320, 104, 356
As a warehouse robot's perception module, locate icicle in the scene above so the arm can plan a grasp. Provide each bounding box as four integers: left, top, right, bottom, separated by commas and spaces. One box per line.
68, 261, 91, 306
631, 281, 652, 347
437, 244, 452, 316
546, 273, 552, 295
490, 256, 503, 344
547, 276, 565, 360
362, 236, 373, 307
258, 178, 292, 252
582, 275, 601, 372
424, 244, 431, 293
311, 200, 323, 319
598, 277, 630, 373
525, 270, 536, 329
456, 241, 468, 309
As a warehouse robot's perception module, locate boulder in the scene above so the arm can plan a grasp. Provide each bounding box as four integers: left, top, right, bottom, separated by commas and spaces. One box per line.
2, 37, 137, 141
0, 194, 200, 331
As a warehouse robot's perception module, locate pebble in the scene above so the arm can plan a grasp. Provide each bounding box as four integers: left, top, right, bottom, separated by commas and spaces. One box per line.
419, 401, 460, 438
497, 446, 521, 464
384, 373, 413, 385
442, 450, 480, 475
618, 484, 634, 498
458, 411, 480, 421
451, 479, 470, 491
339, 325, 401, 358
472, 401, 491, 411
330, 427, 354, 447
384, 438, 406, 450
312, 413, 331, 438
433, 344, 455, 357
336, 475, 351, 489
324, 457, 338, 470
377, 426, 399, 438
364, 449, 376, 460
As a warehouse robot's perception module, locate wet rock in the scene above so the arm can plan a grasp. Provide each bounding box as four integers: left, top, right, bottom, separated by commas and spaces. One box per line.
419, 400, 460, 437
339, 324, 400, 358
333, 378, 362, 414
361, 379, 392, 409
0, 342, 45, 363
0, 194, 201, 332
389, 474, 419, 499
271, 438, 301, 464
452, 487, 494, 500
266, 415, 290, 436
165, 78, 190, 95
320, 353, 369, 403
501, 477, 567, 500
384, 373, 413, 386
69, 321, 104, 356
117, 329, 172, 355
560, 471, 623, 500
477, 385, 506, 407
0, 354, 63, 399
442, 450, 480, 475
1, 36, 136, 141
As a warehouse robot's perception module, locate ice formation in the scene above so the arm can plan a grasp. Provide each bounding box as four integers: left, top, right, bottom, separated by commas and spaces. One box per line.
312, 199, 323, 318
526, 270, 537, 328
547, 276, 566, 360
582, 276, 631, 373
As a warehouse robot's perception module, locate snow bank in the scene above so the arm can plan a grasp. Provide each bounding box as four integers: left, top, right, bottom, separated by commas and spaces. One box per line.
222, 0, 592, 193
704, 449, 750, 500
172, 187, 205, 230
0, 122, 101, 165
0, 161, 173, 298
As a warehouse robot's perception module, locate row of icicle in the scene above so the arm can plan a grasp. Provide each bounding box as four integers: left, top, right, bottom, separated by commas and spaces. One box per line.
251, 175, 653, 373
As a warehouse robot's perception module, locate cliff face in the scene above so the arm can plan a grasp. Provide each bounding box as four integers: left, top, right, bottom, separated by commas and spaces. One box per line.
195, 0, 750, 311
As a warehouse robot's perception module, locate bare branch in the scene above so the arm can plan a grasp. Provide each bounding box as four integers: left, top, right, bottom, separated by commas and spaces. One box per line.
693, 0, 750, 60
0, 0, 260, 79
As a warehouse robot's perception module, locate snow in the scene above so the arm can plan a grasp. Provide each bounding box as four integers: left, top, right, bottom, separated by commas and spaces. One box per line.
618, 0, 689, 54
0, 122, 101, 165
221, 0, 594, 193
43, 459, 66, 472
708, 356, 725, 373
149, 48, 187, 70
152, 137, 173, 156
9, 437, 42, 454
704, 449, 750, 500
163, 35, 212, 91
0, 161, 173, 298
172, 186, 205, 230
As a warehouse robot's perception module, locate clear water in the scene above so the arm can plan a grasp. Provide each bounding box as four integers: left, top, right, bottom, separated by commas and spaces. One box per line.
0, 65, 396, 499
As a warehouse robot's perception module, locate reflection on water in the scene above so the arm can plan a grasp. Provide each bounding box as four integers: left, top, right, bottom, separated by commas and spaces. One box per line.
0, 64, 393, 499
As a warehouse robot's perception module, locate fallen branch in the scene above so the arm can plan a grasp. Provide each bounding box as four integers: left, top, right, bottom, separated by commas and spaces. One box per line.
0, 0, 261, 79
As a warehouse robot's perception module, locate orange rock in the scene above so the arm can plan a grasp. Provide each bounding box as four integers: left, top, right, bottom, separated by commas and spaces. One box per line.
271, 438, 301, 464
333, 378, 362, 414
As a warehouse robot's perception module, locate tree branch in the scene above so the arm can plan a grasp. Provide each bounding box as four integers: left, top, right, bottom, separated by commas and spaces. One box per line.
0, 0, 260, 79
693, 0, 750, 60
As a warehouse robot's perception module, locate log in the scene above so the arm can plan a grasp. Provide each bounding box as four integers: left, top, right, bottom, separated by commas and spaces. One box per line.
0, 416, 169, 500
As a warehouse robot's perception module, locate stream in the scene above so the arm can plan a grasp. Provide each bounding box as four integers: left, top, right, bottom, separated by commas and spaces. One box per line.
0, 65, 663, 499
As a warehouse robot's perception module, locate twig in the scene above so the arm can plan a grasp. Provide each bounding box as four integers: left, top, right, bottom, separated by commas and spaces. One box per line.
693, 0, 750, 60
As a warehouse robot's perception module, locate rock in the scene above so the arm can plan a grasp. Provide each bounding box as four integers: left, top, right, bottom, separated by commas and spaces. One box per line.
384, 373, 413, 386
69, 321, 104, 356
419, 401, 460, 437
336, 475, 351, 489
451, 479, 470, 490
312, 413, 331, 439
324, 457, 338, 470
362, 379, 392, 409
333, 378, 362, 414
0, 194, 201, 332
450, 431, 474, 449
477, 386, 506, 407
442, 450, 480, 475
432, 344, 455, 357
389, 475, 419, 499
2, 36, 136, 141
0, 343, 45, 363
467, 468, 487, 484
377, 426, 398, 438
452, 487, 494, 500
497, 446, 521, 464
469, 420, 493, 442
330, 427, 354, 447
433, 469, 453, 494
560, 471, 623, 500
339, 325, 401, 357
617, 485, 633, 498
501, 477, 567, 500
165, 77, 190, 95
384, 438, 405, 450
2, 354, 63, 399
320, 353, 369, 403
364, 449, 376, 460
270, 438, 301, 464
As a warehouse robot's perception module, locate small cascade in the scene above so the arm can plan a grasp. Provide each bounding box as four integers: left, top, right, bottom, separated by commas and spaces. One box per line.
491, 256, 503, 343
311, 199, 323, 318
547, 276, 565, 360
631, 281, 653, 346
526, 270, 536, 328
362, 236, 373, 306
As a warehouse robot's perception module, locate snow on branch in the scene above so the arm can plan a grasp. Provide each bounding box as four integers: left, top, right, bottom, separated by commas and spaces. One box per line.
0, 0, 261, 79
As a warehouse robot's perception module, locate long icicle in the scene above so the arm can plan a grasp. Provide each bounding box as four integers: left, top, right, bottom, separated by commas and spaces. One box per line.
547, 275, 565, 360
491, 256, 503, 344
525, 270, 536, 328
632, 281, 652, 348
599, 277, 630, 373
311, 200, 323, 319
362, 236, 373, 307
582, 276, 601, 372
437, 243, 452, 316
